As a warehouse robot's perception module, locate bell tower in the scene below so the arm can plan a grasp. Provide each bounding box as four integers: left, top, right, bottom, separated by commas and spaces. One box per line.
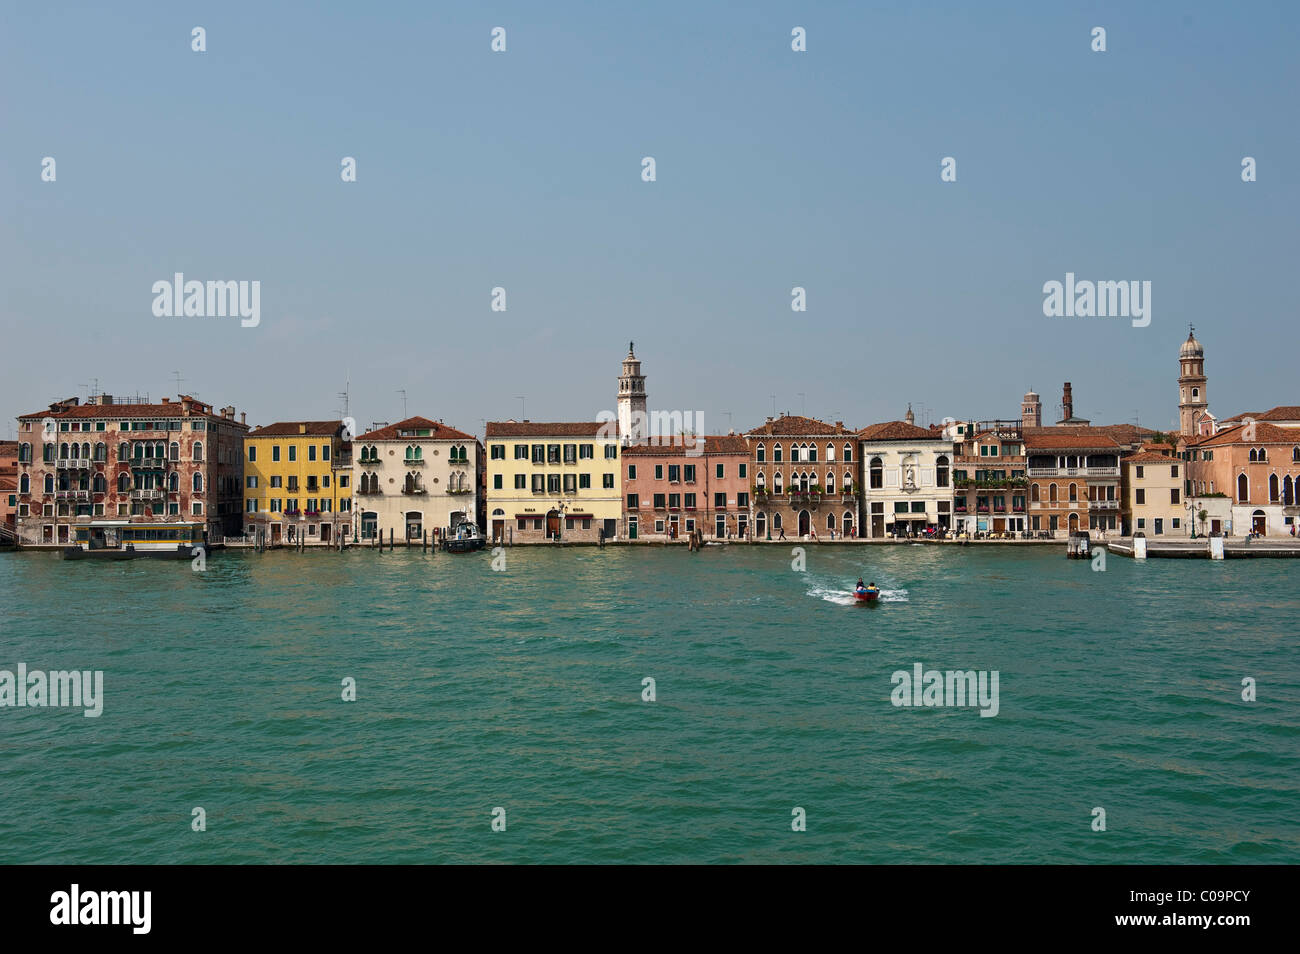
617, 342, 647, 443
1178, 325, 1207, 436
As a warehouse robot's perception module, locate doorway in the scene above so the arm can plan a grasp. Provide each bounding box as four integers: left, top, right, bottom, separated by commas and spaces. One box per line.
546, 510, 561, 539
798, 509, 810, 536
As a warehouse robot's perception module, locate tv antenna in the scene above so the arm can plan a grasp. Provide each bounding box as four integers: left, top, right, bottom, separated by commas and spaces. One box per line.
396, 389, 407, 419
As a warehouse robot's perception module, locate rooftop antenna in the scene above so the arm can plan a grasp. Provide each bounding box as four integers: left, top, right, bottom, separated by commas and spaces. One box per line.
396, 389, 407, 419
172, 370, 185, 395
80, 378, 100, 400
515, 396, 525, 420
337, 373, 351, 420
723, 411, 733, 433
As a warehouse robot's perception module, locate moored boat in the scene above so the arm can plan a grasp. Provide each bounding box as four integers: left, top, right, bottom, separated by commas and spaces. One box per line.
442, 520, 486, 553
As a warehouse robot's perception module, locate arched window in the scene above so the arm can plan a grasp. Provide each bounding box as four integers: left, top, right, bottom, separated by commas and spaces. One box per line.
869, 457, 883, 489
1192, 387, 1199, 399
756, 471, 765, 488
826, 443, 835, 462
119, 442, 129, 460
43, 474, 54, 494
193, 473, 204, 493
1031, 483, 1040, 502
19, 442, 31, 463
1284, 476, 1295, 506
936, 455, 950, 488
118, 473, 130, 493
773, 513, 783, 531
843, 471, 853, 493
168, 472, 179, 492
19, 474, 29, 494
826, 472, 835, 494
59, 442, 69, 459
1269, 473, 1280, 502
1068, 483, 1078, 502
774, 444, 783, 463
827, 513, 835, 531
81, 442, 91, 459
756, 443, 766, 463
169, 441, 179, 461
1293, 446, 1300, 462
843, 511, 854, 536
756, 512, 767, 537
808, 443, 817, 462
94, 442, 106, 461
1049, 483, 1058, 503
192, 441, 204, 462
1237, 473, 1248, 502
843, 443, 853, 463
774, 471, 783, 493
1258, 448, 1268, 462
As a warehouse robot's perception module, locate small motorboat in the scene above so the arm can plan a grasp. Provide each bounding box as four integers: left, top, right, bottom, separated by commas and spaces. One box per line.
853, 584, 880, 602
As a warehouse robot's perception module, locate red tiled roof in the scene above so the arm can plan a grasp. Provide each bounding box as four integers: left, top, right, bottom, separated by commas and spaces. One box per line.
1256, 405, 1300, 422
622, 435, 749, 457
1125, 451, 1180, 464
745, 415, 850, 437
359, 416, 476, 441
485, 421, 614, 438
247, 421, 343, 438
1194, 422, 1300, 447
857, 421, 942, 441
1024, 431, 1121, 450
18, 396, 224, 420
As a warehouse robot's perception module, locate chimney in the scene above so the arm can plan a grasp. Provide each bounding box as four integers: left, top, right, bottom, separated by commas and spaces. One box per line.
240, 412, 246, 426
1062, 382, 1073, 422
298, 423, 307, 435
161, 397, 170, 404
181, 396, 192, 415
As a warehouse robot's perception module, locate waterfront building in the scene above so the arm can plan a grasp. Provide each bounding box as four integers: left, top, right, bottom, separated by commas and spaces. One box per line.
354, 416, 483, 544
0, 441, 16, 535
1184, 405, 1300, 536
952, 425, 1027, 536
1123, 447, 1185, 537
12, 394, 247, 546
1023, 431, 1121, 536
622, 435, 749, 541
242, 421, 353, 546
746, 415, 859, 540
856, 414, 953, 537
483, 421, 621, 543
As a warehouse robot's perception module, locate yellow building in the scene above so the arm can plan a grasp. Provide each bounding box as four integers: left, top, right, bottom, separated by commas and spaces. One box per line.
243, 421, 352, 546
484, 421, 621, 543
1124, 448, 1185, 537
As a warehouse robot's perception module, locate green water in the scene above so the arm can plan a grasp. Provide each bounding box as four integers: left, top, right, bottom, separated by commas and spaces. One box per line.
0, 545, 1296, 864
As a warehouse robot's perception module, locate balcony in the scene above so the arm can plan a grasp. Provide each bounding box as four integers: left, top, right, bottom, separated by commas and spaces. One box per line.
130, 489, 164, 501
1088, 499, 1119, 510
55, 489, 92, 500
56, 458, 94, 469
403, 486, 428, 496
403, 458, 425, 466
1028, 466, 1119, 478
356, 487, 381, 496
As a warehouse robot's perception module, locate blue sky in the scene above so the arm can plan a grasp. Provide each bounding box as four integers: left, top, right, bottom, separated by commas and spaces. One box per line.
3, 1, 1296, 438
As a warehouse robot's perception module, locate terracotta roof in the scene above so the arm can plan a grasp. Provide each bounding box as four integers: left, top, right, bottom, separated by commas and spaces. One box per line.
1255, 405, 1300, 422
0, 441, 17, 453
247, 420, 343, 438
1024, 425, 1150, 447
18, 396, 227, 420
1125, 452, 1180, 464
1024, 432, 1120, 450
745, 415, 849, 437
1194, 422, 1300, 447
622, 435, 749, 457
359, 416, 476, 442
857, 421, 942, 441
484, 421, 614, 438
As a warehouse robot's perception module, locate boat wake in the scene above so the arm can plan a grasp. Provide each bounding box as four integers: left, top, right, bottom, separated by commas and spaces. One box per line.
806, 580, 908, 605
